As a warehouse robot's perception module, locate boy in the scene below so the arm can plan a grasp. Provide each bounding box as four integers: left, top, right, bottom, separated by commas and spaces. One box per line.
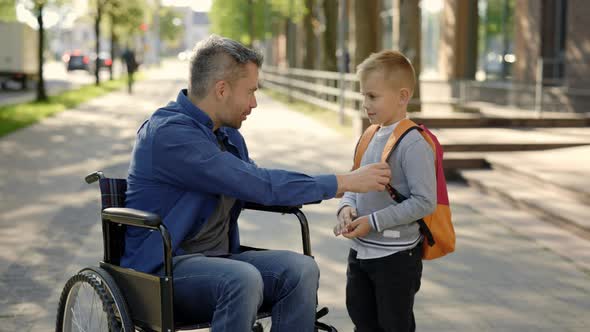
334, 50, 437, 332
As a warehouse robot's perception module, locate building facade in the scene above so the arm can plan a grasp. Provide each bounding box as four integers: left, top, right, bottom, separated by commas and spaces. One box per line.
414, 0, 588, 112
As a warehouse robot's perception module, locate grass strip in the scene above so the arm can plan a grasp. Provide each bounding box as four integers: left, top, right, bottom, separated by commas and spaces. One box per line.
0, 75, 138, 138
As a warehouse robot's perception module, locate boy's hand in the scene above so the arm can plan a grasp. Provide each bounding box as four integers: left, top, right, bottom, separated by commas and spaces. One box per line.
342, 216, 372, 239
334, 206, 357, 236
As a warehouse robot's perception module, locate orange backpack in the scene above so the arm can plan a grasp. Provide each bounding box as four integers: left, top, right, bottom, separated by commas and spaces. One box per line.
353, 119, 455, 260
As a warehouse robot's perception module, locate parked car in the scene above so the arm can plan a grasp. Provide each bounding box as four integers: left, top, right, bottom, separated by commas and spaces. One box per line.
63, 51, 90, 72
92, 52, 113, 70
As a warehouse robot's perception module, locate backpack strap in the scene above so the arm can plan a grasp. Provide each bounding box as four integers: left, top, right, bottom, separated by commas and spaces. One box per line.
353, 119, 421, 170
352, 124, 380, 170
387, 185, 436, 247
380, 119, 421, 163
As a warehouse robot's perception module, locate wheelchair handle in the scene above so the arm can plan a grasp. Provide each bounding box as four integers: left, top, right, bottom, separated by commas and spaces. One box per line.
85, 171, 105, 184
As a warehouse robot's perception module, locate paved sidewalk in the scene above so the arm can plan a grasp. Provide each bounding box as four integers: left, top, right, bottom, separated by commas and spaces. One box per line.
0, 60, 185, 331
0, 60, 589, 331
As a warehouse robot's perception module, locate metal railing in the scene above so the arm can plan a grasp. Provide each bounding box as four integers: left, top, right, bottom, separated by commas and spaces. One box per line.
261, 63, 590, 117
260, 66, 460, 121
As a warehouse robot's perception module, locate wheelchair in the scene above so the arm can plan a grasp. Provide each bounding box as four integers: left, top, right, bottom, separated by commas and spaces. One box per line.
55, 171, 338, 332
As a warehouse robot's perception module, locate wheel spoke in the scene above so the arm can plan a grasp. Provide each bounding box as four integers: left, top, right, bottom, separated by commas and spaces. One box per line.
70, 306, 87, 332
69, 285, 86, 332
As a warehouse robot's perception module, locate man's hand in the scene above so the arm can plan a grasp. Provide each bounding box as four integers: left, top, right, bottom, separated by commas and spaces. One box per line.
342, 216, 372, 239
333, 206, 357, 236
336, 162, 390, 196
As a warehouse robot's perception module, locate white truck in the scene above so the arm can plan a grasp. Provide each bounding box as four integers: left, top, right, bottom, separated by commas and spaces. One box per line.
0, 22, 39, 90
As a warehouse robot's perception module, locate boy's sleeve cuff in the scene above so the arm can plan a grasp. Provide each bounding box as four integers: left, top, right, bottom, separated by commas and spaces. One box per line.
336, 204, 355, 216
369, 213, 380, 232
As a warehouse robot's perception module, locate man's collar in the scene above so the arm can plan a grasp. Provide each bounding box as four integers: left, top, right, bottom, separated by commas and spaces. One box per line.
176, 89, 215, 130
176, 89, 237, 148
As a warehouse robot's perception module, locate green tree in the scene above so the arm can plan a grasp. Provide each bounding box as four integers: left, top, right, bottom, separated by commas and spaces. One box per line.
92, 0, 148, 84
93, 0, 106, 85
480, 0, 514, 78
209, 0, 305, 46
159, 5, 183, 49
0, 0, 15, 21
105, 0, 146, 80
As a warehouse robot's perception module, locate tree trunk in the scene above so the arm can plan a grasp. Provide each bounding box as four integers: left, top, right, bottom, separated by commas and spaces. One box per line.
95, 1, 102, 86
322, 0, 338, 71
248, 0, 254, 47
399, 0, 421, 112
353, 0, 380, 70
286, 18, 297, 68
303, 0, 316, 69
109, 16, 115, 81
36, 4, 47, 102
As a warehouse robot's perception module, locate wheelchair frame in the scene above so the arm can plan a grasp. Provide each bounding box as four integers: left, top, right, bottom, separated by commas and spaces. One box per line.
56, 171, 336, 332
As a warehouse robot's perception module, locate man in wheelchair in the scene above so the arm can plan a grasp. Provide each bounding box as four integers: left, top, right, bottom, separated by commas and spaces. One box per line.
121, 35, 390, 331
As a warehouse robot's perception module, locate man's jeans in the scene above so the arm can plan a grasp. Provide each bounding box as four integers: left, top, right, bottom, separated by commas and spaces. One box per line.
169, 250, 320, 332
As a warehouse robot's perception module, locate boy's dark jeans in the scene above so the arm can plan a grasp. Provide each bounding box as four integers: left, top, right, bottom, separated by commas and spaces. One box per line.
346, 243, 423, 332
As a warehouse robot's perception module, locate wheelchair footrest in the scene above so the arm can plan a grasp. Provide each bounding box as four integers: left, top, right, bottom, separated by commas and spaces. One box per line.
315, 307, 338, 331
315, 320, 338, 332
316, 306, 329, 319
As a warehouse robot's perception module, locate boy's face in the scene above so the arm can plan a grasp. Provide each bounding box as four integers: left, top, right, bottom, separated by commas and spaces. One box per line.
360, 70, 407, 126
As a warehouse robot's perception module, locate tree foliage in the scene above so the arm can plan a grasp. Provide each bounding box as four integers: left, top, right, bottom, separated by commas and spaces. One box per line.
0, 0, 16, 21
107, 0, 147, 40
159, 5, 183, 44
483, 0, 515, 36
209, 0, 306, 45
91, 0, 148, 84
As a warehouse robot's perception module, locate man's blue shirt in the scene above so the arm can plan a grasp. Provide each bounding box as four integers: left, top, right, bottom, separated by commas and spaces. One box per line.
121, 89, 338, 273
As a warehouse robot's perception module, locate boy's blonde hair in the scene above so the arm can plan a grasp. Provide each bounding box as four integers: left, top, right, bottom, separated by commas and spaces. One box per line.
356, 50, 416, 94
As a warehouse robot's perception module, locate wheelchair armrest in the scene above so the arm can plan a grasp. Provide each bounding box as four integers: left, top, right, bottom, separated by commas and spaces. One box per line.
243, 200, 321, 257
102, 207, 161, 229
243, 200, 322, 214
243, 202, 301, 214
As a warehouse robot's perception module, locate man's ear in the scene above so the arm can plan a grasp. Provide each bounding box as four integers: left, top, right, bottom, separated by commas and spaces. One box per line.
399, 88, 411, 106
214, 80, 228, 100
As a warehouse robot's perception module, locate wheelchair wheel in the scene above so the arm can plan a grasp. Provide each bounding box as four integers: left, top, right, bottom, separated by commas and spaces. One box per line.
56, 266, 133, 332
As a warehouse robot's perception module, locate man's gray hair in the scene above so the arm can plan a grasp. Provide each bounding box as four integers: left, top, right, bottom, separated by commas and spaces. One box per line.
189, 35, 263, 99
